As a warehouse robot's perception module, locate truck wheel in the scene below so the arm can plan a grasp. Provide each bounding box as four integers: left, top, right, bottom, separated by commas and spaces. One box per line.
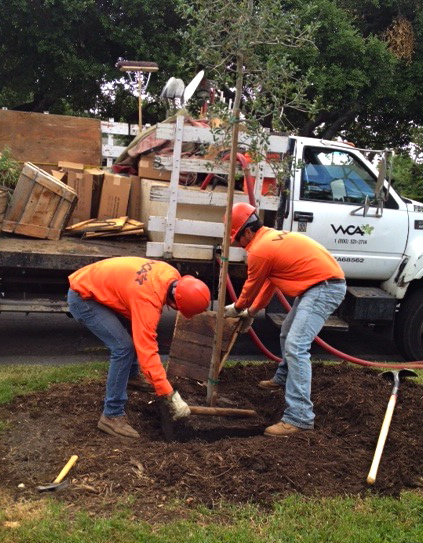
394, 288, 423, 360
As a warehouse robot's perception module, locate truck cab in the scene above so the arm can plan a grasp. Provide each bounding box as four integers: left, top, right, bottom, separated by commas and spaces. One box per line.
269, 136, 423, 360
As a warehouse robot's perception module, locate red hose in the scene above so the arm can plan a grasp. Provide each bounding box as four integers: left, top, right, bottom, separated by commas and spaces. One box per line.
274, 289, 423, 369
226, 272, 423, 369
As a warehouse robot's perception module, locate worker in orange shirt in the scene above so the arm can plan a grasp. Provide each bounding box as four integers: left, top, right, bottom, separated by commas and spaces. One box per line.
67, 256, 211, 439
224, 203, 346, 437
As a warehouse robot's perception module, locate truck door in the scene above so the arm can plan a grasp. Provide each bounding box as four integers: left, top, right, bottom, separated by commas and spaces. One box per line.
290, 139, 409, 280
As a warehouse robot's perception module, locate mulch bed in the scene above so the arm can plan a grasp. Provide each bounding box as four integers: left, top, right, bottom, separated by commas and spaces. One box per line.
0, 362, 422, 520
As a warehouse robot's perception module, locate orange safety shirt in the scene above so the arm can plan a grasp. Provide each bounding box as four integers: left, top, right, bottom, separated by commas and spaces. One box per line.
69, 256, 180, 396
237, 227, 345, 311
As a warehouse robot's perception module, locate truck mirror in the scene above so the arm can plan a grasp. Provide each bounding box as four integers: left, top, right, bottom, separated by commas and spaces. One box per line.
350, 194, 374, 217
363, 195, 370, 216
375, 157, 386, 197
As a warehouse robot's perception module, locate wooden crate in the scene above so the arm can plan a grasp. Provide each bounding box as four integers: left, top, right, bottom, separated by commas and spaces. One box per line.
0, 189, 8, 229
167, 310, 240, 381
2, 162, 78, 240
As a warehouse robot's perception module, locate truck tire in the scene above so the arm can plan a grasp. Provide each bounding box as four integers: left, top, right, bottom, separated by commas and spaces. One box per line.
394, 288, 423, 361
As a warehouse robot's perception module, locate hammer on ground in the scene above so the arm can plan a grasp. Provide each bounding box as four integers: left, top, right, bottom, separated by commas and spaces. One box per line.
367, 369, 417, 485
37, 454, 79, 492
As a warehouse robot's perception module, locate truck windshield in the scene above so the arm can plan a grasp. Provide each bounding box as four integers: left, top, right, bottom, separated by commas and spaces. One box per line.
300, 147, 376, 205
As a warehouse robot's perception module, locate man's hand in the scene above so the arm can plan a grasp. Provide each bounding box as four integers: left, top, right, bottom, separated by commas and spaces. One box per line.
237, 309, 255, 333
224, 303, 242, 318
166, 391, 191, 420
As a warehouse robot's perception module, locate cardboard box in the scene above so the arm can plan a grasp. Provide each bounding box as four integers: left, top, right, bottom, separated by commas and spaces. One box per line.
85, 168, 104, 218
58, 160, 84, 172
67, 170, 96, 224
127, 175, 142, 220
98, 173, 131, 219
138, 154, 171, 181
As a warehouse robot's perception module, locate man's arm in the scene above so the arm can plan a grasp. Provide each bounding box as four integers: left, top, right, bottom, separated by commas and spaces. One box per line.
130, 304, 173, 397
236, 253, 273, 310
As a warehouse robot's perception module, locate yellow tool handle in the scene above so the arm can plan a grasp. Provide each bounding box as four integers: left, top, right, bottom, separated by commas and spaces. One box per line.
53, 455, 79, 484
367, 395, 397, 484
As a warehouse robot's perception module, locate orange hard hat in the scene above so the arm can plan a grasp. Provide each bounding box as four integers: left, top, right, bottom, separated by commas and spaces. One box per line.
174, 275, 211, 318
224, 202, 257, 243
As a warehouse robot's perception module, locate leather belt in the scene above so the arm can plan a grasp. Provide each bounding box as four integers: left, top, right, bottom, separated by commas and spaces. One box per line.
302, 278, 345, 295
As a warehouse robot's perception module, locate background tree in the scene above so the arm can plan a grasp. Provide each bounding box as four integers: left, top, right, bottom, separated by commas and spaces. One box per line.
1, 0, 423, 161
391, 126, 423, 201
176, 0, 318, 134
0, 0, 184, 123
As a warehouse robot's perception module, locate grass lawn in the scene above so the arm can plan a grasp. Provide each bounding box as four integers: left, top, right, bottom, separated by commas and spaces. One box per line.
0, 362, 422, 543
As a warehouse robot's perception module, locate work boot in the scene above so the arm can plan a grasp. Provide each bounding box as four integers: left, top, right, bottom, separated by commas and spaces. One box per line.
264, 421, 309, 437
97, 414, 140, 438
258, 379, 283, 391
127, 374, 154, 392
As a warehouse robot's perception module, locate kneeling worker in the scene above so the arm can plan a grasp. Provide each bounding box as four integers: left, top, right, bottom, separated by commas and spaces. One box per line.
68, 256, 211, 438
224, 203, 346, 437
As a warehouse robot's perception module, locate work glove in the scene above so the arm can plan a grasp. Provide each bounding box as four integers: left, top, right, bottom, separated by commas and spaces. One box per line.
166, 391, 191, 420
224, 303, 242, 318
237, 309, 255, 334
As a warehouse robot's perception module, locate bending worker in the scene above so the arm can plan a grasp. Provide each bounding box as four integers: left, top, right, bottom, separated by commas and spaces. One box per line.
68, 256, 211, 439
224, 203, 346, 437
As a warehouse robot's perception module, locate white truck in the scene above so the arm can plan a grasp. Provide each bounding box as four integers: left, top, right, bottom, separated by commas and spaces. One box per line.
1, 116, 423, 360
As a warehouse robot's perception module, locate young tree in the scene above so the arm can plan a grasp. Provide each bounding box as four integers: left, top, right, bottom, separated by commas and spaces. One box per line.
176, 0, 317, 133
175, 0, 318, 403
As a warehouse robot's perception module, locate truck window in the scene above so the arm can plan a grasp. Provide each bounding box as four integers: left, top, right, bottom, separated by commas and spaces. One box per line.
300, 147, 398, 209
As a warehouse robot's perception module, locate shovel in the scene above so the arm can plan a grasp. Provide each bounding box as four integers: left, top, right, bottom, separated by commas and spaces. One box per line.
367, 369, 417, 485
37, 455, 79, 492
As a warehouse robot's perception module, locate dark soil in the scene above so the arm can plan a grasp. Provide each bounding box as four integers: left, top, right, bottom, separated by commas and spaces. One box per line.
0, 362, 422, 521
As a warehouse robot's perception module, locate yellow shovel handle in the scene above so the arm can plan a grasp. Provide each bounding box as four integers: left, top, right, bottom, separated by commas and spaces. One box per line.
367, 395, 396, 484
53, 455, 79, 484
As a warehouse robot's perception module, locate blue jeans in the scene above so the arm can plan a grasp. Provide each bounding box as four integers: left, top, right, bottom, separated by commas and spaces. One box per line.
272, 281, 346, 429
67, 289, 140, 417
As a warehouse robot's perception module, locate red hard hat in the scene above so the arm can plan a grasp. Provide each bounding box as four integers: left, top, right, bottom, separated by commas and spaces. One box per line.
224, 202, 257, 243
174, 275, 211, 318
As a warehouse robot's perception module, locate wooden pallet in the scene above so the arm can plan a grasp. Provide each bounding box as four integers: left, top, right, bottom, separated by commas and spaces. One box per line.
167, 310, 240, 382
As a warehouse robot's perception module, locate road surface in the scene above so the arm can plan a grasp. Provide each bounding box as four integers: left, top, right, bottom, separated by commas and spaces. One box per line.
0, 309, 404, 366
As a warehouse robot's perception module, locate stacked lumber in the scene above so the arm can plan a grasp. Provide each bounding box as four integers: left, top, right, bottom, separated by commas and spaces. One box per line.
65, 216, 145, 238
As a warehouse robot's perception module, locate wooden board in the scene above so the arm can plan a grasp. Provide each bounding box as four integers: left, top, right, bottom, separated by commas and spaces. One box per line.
0, 110, 102, 167
167, 310, 240, 381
